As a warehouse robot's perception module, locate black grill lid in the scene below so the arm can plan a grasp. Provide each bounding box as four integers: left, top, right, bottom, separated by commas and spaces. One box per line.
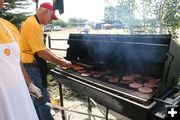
67, 34, 171, 78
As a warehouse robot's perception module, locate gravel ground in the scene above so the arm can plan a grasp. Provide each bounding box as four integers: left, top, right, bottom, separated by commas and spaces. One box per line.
47, 81, 122, 120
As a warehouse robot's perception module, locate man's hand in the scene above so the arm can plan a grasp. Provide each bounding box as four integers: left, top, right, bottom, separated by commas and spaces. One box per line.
58, 58, 72, 67
28, 82, 43, 98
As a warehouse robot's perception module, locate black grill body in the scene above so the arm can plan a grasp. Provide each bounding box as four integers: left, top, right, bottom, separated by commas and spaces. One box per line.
51, 34, 180, 120
67, 34, 170, 77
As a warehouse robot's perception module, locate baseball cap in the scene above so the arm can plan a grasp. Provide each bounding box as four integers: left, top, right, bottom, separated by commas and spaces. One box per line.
40, 2, 58, 20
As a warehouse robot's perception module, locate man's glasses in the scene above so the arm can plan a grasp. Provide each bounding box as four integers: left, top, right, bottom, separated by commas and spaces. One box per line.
47, 10, 53, 20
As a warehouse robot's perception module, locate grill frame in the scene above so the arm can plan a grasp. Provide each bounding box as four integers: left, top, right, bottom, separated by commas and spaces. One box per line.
53, 67, 155, 104
48, 34, 180, 120
66, 34, 171, 79
51, 67, 180, 120
51, 68, 157, 120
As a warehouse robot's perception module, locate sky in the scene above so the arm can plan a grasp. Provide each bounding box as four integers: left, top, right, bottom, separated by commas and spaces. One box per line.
28, 0, 118, 22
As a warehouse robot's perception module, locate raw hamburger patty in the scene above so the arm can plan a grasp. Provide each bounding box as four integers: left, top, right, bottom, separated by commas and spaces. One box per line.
92, 74, 102, 78
120, 80, 132, 84
122, 76, 134, 81
148, 79, 158, 84
74, 66, 84, 71
71, 64, 78, 68
90, 70, 99, 74
78, 70, 88, 73
130, 74, 142, 78
129, 83, 143, 88
108, 77, 119, 83
80, 73, 91, 77
138, 87, 153, 94
143, 82, 156, 88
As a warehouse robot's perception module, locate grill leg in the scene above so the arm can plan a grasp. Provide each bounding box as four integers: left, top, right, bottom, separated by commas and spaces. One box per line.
105, 107, 109, 120
87, 97, 92, 112
59, 83, 66, 120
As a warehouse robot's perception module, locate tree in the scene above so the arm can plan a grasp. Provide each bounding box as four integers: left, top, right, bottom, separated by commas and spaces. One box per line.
103, 0, 179, 37
52, 19, 68, 27
138, 0, 155, 33
0, 0, 32, 27
103, 6, 116, 24
68, 18, 88, 27
138, 0, 179, 37
115, 0, 136, 33
162, 0, 180, 38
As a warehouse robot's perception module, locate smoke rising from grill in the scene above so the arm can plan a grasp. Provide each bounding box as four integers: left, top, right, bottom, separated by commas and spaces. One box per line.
67, 34, 170, 78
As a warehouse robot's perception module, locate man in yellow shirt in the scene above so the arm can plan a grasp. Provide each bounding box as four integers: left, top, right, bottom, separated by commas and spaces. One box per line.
0, 0, 41, 119
20, 2, 71, 120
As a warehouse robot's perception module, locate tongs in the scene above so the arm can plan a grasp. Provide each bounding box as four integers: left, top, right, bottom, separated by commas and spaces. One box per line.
72, 61, 93, 69
30, 92, 44, 100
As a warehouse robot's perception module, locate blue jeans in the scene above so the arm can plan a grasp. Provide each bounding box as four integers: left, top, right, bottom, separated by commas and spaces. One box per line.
24, 65, 54, 120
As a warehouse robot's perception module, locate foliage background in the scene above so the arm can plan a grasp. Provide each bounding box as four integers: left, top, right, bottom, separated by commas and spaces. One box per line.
0, 0, 179, 38
103, 0, 180, 38
0, 0, 31, 28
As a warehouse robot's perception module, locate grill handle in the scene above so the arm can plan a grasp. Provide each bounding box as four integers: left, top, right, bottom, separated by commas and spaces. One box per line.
154, 87, 180, 105
72, 61, 94, 69
164, 52, 174, 83
153, 98, 172, 105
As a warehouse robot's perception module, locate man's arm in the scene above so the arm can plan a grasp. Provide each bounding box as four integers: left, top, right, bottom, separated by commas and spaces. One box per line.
36, 49, 71, 67
20, 62, 32, 84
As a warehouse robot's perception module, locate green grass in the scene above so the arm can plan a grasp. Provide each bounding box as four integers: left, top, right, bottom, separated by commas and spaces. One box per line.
47, 74, 53, 83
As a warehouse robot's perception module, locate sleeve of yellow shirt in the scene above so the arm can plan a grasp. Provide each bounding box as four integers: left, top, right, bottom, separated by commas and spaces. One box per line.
21, 16, 46, 54
25, 19, 46, 54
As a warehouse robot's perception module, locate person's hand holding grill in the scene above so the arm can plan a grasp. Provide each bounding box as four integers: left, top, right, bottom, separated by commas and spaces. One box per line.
58, 58, 72, 68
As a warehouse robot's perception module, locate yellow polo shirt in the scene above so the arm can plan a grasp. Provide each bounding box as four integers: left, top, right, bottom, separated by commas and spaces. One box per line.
0, 18, 20, 44
20, 16, 46, 63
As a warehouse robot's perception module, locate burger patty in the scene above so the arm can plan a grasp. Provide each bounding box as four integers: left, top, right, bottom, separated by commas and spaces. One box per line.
78, 70, 88, 73
143, 82, 156, 88
90, 70, 99, 74
108, 77, 119, 83
130, 74, 142, 79
148, 79, 158, 84
80, 73, 91, 77
92, 74, 102, 78
138, 87, 153, 94
129, 82, 143, 88
122, 76, 134, 81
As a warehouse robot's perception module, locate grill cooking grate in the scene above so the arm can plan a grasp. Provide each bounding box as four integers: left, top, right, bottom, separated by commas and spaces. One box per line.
56, 63, 159, 105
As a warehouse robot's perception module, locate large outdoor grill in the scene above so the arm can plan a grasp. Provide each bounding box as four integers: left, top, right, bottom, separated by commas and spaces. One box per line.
50, 34, 180, 120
